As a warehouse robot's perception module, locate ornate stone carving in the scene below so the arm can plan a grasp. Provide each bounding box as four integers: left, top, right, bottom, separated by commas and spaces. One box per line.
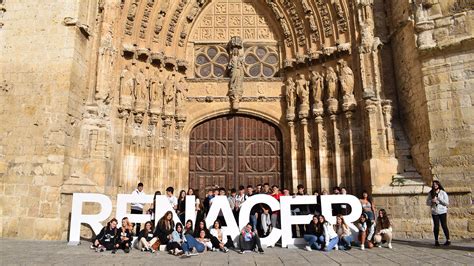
296, 73, 309, 118
285, 77, 296, 121
163, 73, 176, 116
227, 36, 244, 111
300, 0, 312, 14
282, 0, 306, 47
124, 0, 138, 35
175, 77, 188, 121
160, 0, 170, 14
325, 66, 338, 100
133, 68, 148, 123
310, 71, 324, 116
139, 0, 155, 39
338, 59, 356, 112
333, 0, 348, 33
119, 66, 135, 116
152, 13, 165, 43
149, 71, 163, 115
316, 0, 333, 37
167, 0, 187, 46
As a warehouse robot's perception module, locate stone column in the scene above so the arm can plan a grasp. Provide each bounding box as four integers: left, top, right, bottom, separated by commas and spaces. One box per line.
300, 117, 313, 194
313, 104, 327, 191
344, 110, 355, 192
288, 120, 299, 191
327, 98, 341, 186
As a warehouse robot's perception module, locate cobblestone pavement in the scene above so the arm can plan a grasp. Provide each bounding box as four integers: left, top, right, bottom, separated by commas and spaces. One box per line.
1, 239, 473, 265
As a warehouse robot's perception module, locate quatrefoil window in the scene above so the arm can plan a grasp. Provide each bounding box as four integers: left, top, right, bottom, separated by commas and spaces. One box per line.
195, 46, 229, 78
244, 46, 279, 78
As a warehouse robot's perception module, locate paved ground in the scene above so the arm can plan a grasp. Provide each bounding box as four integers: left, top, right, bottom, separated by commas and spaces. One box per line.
1, 239, 473, 265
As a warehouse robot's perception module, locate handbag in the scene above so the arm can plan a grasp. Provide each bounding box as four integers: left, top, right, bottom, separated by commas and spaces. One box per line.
152, 239, 161, 251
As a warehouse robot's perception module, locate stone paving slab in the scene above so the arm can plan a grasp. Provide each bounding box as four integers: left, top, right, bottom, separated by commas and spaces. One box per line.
0, 239, 472, 265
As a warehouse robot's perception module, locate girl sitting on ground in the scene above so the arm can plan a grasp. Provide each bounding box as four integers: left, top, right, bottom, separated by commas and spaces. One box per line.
90, 218, 118, 252
210, 220, 230, 252
114, 217, 133, 254
304, 215, 324, 251
374, 209, 393, 249
238, 223, 264, 254
355, 213, 374, 250
334, 214, 352, 250
166, 222, 185, 256
320, 215, 339, 251
137, 221, 157, 252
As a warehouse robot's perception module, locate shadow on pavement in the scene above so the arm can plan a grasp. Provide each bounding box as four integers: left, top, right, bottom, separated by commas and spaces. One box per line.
393, 239, 474, 252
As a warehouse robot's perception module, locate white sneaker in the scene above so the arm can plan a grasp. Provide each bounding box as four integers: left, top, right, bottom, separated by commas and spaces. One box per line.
360, 244, 365, 250
388, 243, 392, 249
334, 245, 339, 250
305, 246, 312, 251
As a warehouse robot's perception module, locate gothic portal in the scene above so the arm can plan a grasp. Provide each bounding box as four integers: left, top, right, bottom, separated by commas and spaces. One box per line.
2, 0, 472, 240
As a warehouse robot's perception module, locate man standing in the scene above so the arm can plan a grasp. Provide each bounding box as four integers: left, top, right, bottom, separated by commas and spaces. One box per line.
166, 186, 178, 210
131, 182, 145, 235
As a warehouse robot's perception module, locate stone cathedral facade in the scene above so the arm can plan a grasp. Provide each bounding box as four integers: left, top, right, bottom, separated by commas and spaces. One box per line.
0, 0, 472, 240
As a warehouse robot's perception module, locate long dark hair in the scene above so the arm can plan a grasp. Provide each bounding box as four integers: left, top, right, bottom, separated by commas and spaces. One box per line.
360, 190, 373, 205
430, 180, 445, 198
158, 211, 174, 230
194, 220, 209, 237
377, 209, 391, 229
144, 221, 153, 235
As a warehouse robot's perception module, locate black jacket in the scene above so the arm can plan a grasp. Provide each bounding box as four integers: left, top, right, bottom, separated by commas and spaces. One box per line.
96, 226, 118, 245
154, 221, 174, 244
305, 221, 322, 236
138, 229, 154, 242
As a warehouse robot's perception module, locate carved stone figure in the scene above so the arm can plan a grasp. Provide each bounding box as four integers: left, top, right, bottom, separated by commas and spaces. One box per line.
268, 2, 284, 20
160, 0, 170, 14
286, 77, 296, 108
337, 59, 354, 96
296, 73, 309, 118
149, 73, 163, 113
301, 0, 312, 14
134, 68, 148, 112
310, 71, 323, 104
164, 73, 176, 115
175, 77, 188, 110
326, 66, 338, 99
119, 65, 134, 109
228, 36, 244, 110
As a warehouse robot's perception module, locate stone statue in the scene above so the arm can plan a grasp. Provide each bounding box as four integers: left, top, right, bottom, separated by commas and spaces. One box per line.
119, 65, 134, 109
286, 77, 296, 108
326, 66, 338, 99
135, 68, 148, 105
175, 77, 188, 110
163, 73, 176, 116
310, 71, 323, 104
296, 74, 309, 106
228, 36, 244, 110
149, 73, 163, 112
337, 59, 354, 96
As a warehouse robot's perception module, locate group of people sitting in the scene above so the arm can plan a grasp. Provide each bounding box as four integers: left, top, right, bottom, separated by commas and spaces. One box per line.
90, 183, 392, 255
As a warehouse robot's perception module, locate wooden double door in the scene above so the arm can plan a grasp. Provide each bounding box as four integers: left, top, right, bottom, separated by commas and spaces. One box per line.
189, 115, 283, 199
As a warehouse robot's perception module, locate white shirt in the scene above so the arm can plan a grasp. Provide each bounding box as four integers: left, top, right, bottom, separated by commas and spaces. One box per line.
167, 195, 178, 208
131, 189, 144, 211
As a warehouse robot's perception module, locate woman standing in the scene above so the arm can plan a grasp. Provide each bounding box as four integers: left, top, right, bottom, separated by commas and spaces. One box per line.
426, 180, 450, 246
359, 191, 376, 222
177, 190, 187, 224
373, 209, 393, 249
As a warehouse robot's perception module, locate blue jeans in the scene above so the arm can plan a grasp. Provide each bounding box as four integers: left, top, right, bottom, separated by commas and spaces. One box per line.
250, 214, 257, 231
324, 237, 339, 251
182, 235, 205, 253
303, 234, 324, 250
338, 235, 353, 250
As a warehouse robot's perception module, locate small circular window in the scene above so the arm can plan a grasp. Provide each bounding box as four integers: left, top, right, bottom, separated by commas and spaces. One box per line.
244, 46, 279, 78
195, 46, 229, 78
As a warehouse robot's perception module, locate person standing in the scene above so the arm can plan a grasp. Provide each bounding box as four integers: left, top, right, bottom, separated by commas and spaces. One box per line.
166, 187, 178, 211
426, 180, 451, 246
131, 182, 145, 235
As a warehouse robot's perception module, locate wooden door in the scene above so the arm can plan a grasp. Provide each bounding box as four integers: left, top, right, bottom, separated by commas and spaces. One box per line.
189, 115, 282, 199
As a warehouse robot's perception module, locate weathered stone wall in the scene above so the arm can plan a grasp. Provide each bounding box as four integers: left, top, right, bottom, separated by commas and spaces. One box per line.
0, 0, 95, 239
386, 0, 473, 239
